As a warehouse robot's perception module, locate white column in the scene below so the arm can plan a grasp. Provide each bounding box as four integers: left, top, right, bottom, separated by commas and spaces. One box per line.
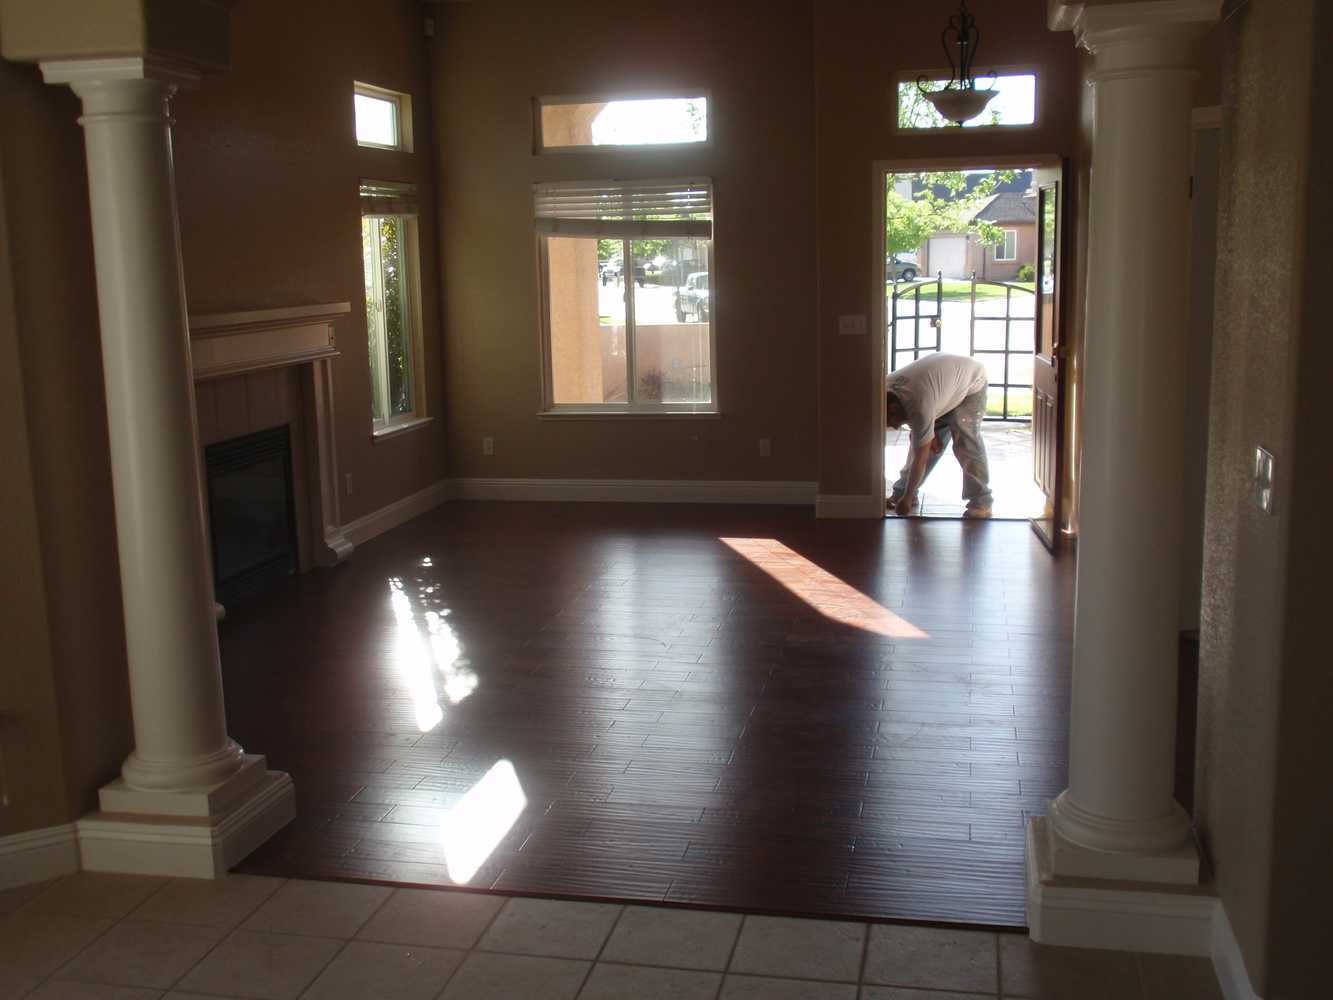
41, 58, 293, 876
1042, 3, 1219, 884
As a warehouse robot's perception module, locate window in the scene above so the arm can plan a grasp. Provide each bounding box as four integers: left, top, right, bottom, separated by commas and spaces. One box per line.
361, 181, 424, 434
537, 95, 708, 151
355, 82, 413, 151
897, 72, 1037, 130
995, 229, 1018, 262
535, 178, 715, 413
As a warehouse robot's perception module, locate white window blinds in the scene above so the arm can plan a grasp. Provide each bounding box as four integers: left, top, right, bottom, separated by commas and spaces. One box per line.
360, 179, 418, 217
533, 178, 712, 238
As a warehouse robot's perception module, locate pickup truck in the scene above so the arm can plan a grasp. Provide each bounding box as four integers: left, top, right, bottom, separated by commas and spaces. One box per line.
674, 271, 710, 322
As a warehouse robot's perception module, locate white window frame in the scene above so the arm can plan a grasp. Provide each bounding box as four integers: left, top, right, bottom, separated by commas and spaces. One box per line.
894, 67, 1039, 134
361, 181, 428, 438
534, 91, 711, 154
354, 82, 414, 152
995, 229, 1019, 262
535, 177, 718, 416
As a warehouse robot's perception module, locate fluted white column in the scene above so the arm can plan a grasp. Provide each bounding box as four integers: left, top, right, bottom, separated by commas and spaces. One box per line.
1043, 3, 1219, 883
43, 59, 244, 793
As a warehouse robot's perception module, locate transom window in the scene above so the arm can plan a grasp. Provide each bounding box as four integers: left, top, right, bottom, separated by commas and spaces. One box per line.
995, 229, 1019, 262
535, 178, 715, 413
355, 82, 413, 151
361, 181, 424, 433
537, 95, 708, 151
897, 72, 1037, 130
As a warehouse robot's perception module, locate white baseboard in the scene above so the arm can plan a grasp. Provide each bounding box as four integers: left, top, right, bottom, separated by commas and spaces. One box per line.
78, 770, 295, 879
1212, 900, 1262, 1000
0, 823, 80, 890
1026, 817, 1215, 955
453, 478, 816, 505
816, 493, 882, 519
341, 480, 454, 547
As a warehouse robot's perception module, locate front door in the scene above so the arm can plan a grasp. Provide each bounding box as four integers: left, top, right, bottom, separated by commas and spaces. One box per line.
1031, 164, 1067, 550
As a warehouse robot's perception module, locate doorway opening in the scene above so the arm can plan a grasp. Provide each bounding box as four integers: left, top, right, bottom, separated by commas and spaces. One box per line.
881, 164, 1060, 523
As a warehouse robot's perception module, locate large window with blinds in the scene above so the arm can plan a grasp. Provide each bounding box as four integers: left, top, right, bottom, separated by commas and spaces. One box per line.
535, 178, 715, 413
360, 180, 426, 435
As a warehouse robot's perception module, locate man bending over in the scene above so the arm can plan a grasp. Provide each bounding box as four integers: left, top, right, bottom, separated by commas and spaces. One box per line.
886, 352, 993, 518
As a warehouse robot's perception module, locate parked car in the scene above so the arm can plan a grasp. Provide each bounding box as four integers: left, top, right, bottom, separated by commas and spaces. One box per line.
604, 260, 646, 287
674, 271, 710, 321
888, 255, 920, 281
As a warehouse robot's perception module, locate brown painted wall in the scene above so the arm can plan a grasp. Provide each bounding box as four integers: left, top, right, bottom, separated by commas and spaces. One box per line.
0, 58, 134, 825
432, 0, 818, 481
174, 0, 446, 521
813, 0, 1079, 496
1195, 1, 1318, 992
0, 128, 72, 836
0, 0, 447, 831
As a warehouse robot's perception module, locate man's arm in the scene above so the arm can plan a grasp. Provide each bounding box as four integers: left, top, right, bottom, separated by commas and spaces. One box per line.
894, 439, 934, 514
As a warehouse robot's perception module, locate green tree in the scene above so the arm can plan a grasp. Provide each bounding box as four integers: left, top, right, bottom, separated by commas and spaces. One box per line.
885, 169, 1017, 261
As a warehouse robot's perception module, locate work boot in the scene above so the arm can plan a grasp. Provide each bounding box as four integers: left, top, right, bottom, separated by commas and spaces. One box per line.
963, 503, 993, 519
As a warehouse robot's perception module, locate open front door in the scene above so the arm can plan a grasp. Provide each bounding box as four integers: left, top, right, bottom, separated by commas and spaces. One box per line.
1030, 164, 1068, 551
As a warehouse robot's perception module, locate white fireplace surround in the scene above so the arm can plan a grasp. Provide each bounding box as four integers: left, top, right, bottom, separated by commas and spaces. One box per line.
189, 302, 354, 567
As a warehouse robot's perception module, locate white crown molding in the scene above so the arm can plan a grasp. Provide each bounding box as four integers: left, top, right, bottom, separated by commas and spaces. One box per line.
455, 478, 817, 506
0, 823, 80, 890
1049, 1, 1085, 32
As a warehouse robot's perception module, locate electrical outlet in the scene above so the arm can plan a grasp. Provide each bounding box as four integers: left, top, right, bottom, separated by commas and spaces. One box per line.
758, 437, 772, 457
482, 436, 495, 456
838, 314, 867, 336
344, 473, 354, 496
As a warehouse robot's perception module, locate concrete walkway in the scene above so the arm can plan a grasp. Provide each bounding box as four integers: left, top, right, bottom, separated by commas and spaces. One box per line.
886, 422, 1046, 520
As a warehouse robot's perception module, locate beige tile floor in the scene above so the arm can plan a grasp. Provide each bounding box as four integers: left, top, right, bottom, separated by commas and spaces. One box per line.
1, 873, 1225, 1000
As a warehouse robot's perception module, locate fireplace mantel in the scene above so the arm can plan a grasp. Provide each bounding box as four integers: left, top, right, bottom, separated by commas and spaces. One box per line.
189, 302, 349, 380
189, 303, 354, 568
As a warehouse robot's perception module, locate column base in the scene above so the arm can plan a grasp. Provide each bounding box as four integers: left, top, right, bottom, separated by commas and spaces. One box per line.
1026, 816, 1216, 955
78, 756, 294, 878
1047, 791, 1200, 883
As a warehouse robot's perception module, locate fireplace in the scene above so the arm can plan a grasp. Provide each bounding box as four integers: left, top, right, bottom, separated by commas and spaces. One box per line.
189, 301, 354, 581
205, 425, 298, 606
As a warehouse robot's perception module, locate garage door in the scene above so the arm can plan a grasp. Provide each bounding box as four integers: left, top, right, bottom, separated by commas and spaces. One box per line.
929, 236, 968, 279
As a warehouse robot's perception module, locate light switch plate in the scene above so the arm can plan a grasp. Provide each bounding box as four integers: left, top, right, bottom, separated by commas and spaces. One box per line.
1253, 445, 1274, 515
838, 314, 867, 336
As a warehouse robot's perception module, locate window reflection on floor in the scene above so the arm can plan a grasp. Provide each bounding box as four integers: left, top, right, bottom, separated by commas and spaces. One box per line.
439, 760, 527, 884
720, 537, 927, 639
386, 576, 477, 732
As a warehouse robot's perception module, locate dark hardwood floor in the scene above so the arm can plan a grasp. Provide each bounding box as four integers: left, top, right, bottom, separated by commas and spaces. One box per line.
224, 502, 1073, 927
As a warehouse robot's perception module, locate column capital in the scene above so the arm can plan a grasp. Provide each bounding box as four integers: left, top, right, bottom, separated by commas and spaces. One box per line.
40, 56, 200, 90
1052, 1, 1222, 66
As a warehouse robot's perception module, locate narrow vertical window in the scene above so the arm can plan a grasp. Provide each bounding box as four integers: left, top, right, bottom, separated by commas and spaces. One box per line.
361, 181, 424, 434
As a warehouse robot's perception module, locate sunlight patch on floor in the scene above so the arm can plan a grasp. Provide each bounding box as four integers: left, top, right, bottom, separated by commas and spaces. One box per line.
720, 537, 928, 639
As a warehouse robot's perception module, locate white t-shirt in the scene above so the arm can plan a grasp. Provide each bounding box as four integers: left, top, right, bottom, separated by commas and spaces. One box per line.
887, 353, 988, 448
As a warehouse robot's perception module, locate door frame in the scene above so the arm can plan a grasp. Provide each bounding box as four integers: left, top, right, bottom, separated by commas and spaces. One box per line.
871, 155, 1062, 517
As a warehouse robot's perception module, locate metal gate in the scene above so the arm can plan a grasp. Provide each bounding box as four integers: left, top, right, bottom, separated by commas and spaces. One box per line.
967, 276, 1035, 423
889, 272, 1034, 424
888, 273, 942, 371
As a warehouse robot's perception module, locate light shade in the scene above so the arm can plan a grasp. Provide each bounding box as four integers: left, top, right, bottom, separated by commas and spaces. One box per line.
923, 87, 999, 125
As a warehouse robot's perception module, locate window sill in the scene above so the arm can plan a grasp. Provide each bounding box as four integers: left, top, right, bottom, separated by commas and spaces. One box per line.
538, 410, 721, 421
372, 415, 434, 442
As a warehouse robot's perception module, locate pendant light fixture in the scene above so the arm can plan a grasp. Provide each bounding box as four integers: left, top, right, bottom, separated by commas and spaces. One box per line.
917, 0, 999, 125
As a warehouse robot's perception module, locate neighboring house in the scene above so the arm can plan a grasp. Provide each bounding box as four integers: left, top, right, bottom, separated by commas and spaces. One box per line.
916, 190, 1037, 282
